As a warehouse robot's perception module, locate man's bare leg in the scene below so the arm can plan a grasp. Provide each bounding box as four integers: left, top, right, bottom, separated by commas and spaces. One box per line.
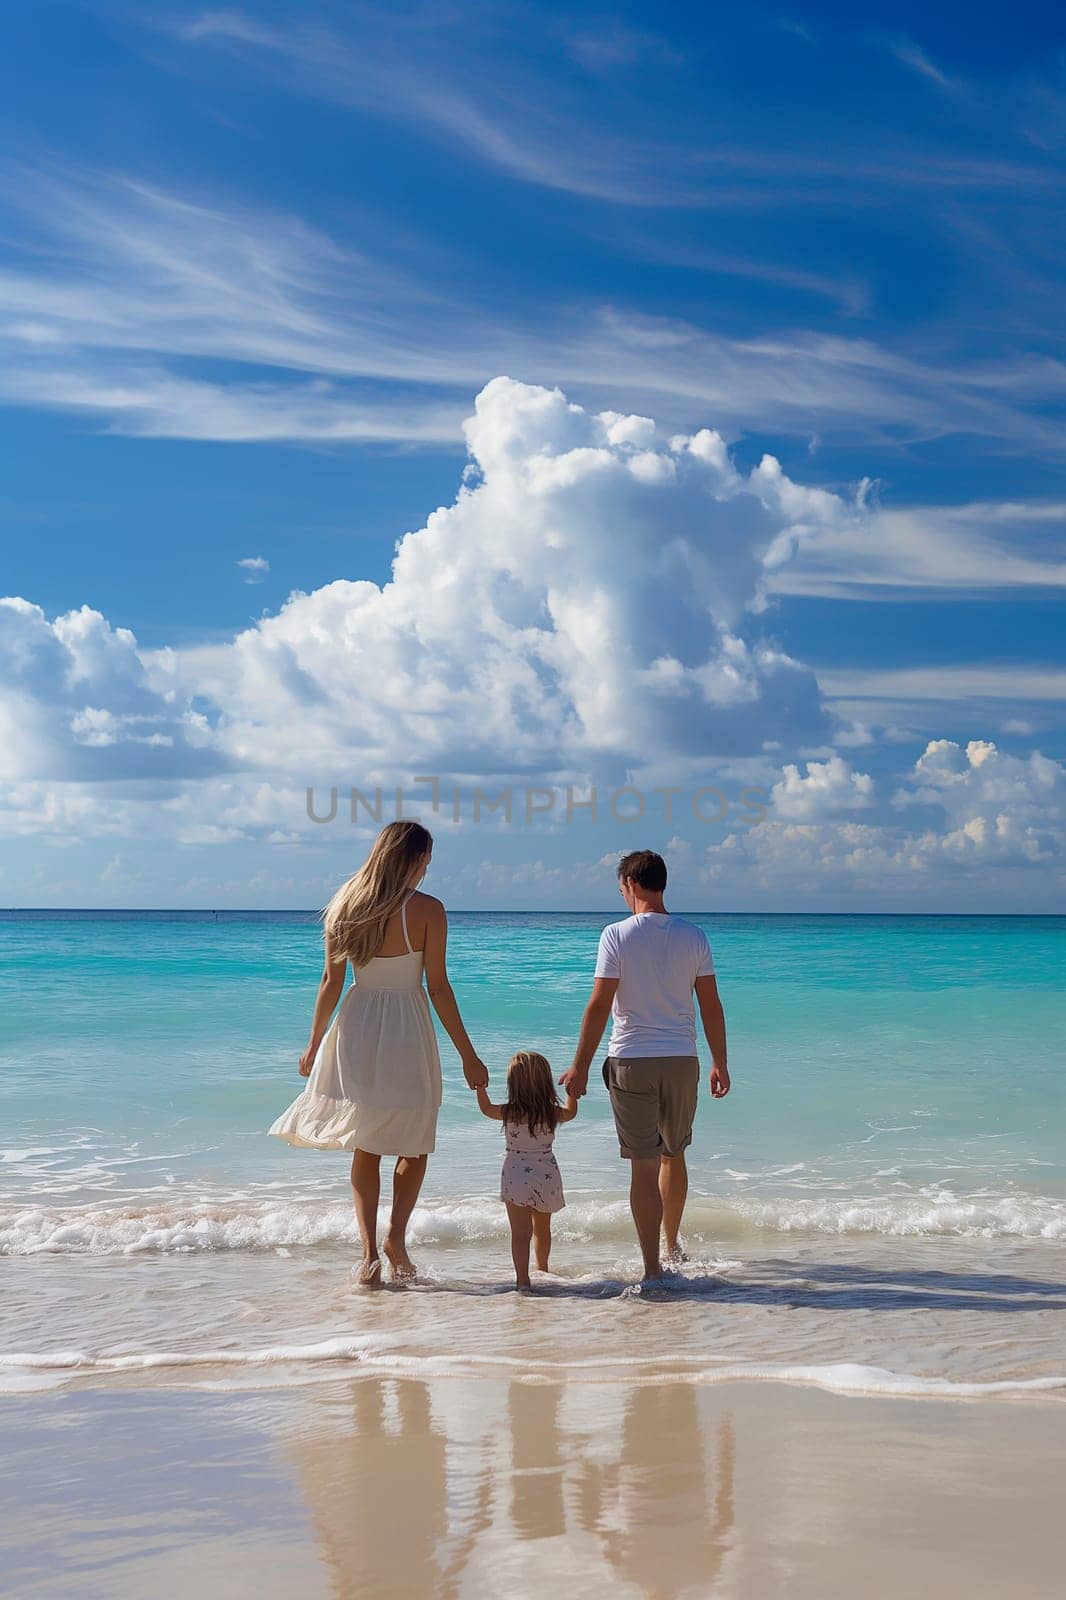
660, 1152, 689, 1262
630, 1157, 664, 1280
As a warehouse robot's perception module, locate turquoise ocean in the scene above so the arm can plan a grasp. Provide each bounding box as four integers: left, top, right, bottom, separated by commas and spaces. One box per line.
2, 911, 1064, 1401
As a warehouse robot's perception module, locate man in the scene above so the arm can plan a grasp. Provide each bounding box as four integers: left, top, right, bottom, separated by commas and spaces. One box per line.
560, 850, 729, 1280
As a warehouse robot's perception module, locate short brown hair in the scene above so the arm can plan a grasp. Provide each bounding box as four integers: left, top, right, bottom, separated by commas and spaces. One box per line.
617, 850, 667, 892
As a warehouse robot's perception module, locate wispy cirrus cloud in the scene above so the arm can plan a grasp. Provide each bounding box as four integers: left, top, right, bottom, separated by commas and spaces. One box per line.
162, 7, 694, 207
2, 163, 1064, 458
888, 37, 956, 92
818, 665, 1066, 744
151, 9, 1057, 206
771, 499, 1066, 598
605, 235, 872, 315
818, 665, 1066, 703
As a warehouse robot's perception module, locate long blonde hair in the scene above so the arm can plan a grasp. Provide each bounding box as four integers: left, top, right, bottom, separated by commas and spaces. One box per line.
503, 1050, 561, 1138
323, 820, 432, 967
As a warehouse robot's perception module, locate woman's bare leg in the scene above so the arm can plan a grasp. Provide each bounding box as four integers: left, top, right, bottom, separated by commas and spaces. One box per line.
383, 1154, 428, 1280
351, 1149, 383, 1286
532, 1210, 552, 1272
506, 1201, 534, 1289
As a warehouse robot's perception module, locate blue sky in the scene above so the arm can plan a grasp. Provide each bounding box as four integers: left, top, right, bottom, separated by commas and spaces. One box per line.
0, 0, 1063, 909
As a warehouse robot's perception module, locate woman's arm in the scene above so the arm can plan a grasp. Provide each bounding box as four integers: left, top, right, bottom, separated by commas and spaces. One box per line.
475, 1084, 504, 1120
423, 898, 489, 1090
557, 1092, 580, 1123
298, 931, 346, 1076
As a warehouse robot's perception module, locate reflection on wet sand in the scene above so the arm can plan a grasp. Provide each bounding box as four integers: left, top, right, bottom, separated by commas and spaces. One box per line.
581, 1385, 736, 1598
290, 1376, 735, 1599
509, 1380, 567, 1543
5, 1376, 1062, 1600
292, 1380, 448, 1598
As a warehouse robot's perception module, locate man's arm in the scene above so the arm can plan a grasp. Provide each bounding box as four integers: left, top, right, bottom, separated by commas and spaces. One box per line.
559, 977, 617, 1097
695, 974, 730, 1098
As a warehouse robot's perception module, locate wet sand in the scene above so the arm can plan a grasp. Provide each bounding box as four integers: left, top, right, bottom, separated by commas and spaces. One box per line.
1, 1375, 1062, 1599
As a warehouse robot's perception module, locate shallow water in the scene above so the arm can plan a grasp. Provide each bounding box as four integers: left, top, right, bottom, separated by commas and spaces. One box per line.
2, 911, 1064, 1398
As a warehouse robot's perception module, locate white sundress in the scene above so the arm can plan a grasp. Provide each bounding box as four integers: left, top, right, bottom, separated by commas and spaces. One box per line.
500, 1118, 566, 1214
269, 898, 442, 1157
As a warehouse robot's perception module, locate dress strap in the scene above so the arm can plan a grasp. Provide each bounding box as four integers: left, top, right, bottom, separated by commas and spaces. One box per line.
400, 895, 415, 955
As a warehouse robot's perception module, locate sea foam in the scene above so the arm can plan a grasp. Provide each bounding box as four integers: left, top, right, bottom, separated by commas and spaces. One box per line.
2, 1186, 1065, 1255
1, 1341, 1062, 1401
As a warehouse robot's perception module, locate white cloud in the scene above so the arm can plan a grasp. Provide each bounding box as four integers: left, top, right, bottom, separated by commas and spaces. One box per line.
158, 12, 1047, 203
818, 666, 1066, 702
2, 166, 1063, 459
1, 378, 1063, 904
771, 755, 874, 819
889, 38, 954, 91
142, 377, 849, 779
897, 738, 1065, 864
1, 364, 467, 444
0, 598, 222, 782
770, 498, 1066, 598
0, 375, 862, 842
678, 734, 1066, 902
237, 556, 270, 584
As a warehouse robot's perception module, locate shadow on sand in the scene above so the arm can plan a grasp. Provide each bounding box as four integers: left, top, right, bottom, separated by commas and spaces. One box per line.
393, 1258, 1066, 1312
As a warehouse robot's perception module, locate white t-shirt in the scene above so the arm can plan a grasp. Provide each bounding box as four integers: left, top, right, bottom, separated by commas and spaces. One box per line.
594, 913, 715, 1059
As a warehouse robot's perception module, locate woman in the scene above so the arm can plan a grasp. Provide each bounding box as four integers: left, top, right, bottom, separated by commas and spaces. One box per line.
270, 819, 487, 1285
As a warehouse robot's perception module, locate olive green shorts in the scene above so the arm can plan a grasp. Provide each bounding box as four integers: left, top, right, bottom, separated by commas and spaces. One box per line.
602, 1056, 700, 1160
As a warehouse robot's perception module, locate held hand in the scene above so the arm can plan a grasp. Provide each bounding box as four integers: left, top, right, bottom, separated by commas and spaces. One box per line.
559, 1066, 589, 1099
298, 1042, 317, 1077
462, 1055, 489, 1091
710, 1063, 730, 1099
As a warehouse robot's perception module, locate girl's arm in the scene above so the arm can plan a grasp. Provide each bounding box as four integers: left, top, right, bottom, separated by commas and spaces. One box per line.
475, 1084, 504, 1121
557, 1092, 580, 1123
423, 898, 489, 1090
298, 931, 346, 1075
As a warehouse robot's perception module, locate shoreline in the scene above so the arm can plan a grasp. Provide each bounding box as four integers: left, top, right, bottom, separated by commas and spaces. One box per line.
6, 1346, 1066, 1405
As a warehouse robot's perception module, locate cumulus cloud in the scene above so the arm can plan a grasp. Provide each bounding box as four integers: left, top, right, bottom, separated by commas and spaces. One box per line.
770, 755, 875, 819
896, 738, 1065, 863
149, 377, 855, 779
2, 379, 1063, 904
702, 736, 1066, 897
0, 598, 222, 782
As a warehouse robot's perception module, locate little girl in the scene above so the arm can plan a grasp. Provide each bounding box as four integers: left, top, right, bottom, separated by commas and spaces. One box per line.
476, 1050, 578, 1290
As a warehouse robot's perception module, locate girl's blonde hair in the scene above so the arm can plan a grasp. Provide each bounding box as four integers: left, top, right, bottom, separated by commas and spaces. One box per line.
323, 819, 432, 968
503, 1050, 561, 1138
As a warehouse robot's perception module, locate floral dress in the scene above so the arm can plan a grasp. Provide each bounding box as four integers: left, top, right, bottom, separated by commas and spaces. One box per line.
501, 1117, 565, 1213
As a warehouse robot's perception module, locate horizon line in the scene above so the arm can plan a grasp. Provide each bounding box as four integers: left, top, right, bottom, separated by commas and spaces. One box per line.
2, 907, 1063, 918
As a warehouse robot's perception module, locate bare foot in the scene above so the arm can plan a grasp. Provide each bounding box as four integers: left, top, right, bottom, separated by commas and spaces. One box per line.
664, 1240, 689, 1266
353, 1257, 383, 1290
515, 1282, 533, 1294
383, 1232, 417, 1282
